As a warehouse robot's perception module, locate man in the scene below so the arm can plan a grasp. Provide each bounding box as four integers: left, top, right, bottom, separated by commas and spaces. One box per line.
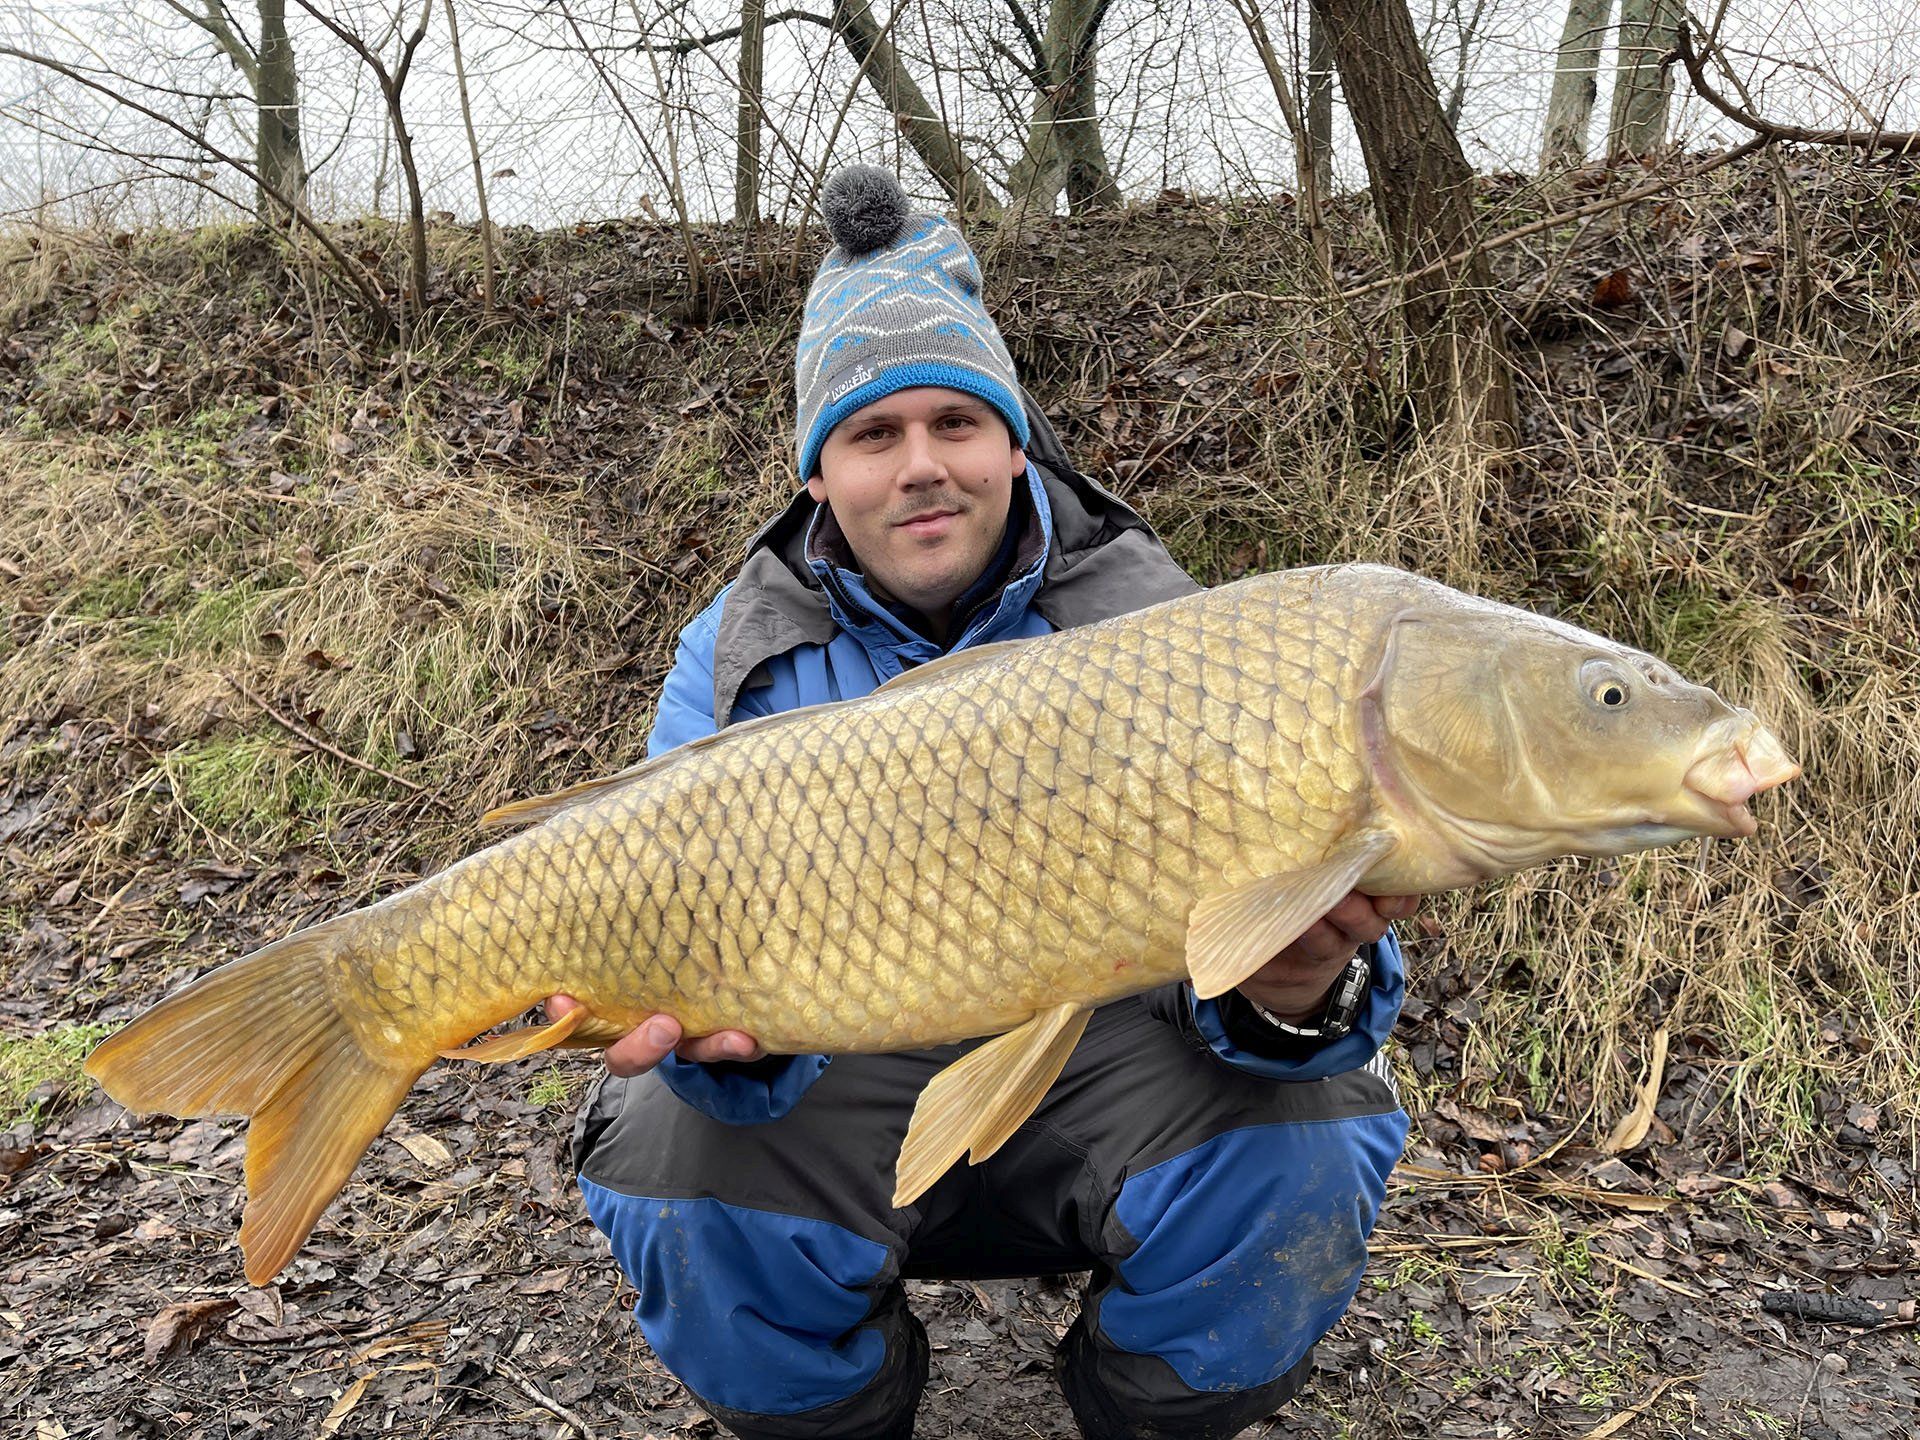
548, 166, 1415, 1440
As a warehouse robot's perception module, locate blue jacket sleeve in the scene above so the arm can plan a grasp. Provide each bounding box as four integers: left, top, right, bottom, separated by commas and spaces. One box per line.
641, 596, 834, 1124
1143, 929, 1407, 1083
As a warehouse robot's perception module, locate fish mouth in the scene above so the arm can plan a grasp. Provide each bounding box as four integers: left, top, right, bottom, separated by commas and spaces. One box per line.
1681, 719, 1801, 838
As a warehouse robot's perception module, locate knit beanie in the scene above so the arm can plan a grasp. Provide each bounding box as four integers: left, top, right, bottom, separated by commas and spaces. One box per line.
794, 165, 1029, 481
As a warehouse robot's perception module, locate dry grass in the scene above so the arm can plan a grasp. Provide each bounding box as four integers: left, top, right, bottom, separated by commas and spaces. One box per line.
2, 150, 1914, 1169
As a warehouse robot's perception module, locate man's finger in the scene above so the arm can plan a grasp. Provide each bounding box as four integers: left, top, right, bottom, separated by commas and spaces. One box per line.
1288, 918, 1352, 967
603, 1014, 682, 1078
1377, 894, 1421, 922
678, 1031, 766, 1064
1323, 898, 1389, 948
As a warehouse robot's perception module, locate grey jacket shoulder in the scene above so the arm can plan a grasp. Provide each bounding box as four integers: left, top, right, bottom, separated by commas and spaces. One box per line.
710, 388, 1201, 727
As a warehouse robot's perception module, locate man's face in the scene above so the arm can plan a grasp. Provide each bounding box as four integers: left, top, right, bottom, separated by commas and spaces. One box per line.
809, 387, 1025, 631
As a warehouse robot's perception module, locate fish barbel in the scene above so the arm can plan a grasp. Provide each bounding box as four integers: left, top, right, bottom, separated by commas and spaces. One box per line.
83, 563, 1799, 1283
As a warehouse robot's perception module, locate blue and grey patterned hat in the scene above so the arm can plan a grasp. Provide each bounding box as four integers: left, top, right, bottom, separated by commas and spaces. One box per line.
794, 165, 1029, 480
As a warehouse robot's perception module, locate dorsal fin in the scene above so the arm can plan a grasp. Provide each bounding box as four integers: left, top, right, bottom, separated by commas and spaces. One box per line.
873, 636, 1034, 696
477, 697, 853, 831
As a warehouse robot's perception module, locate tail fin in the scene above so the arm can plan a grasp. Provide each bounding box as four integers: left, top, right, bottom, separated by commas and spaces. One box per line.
83, 920, 426, 1285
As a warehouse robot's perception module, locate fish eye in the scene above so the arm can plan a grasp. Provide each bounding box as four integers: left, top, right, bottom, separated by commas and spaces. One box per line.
1580, 659, 1632, 709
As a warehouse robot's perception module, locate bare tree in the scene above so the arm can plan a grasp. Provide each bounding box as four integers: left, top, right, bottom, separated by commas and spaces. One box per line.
736, 0, 766, 224
1229, 0, 1328, 261
297, 0, 437, 309
1540, 0, 1612, 171
0, 42, 395, 335
832, 0, 999, 216
1608, 0, 1679, 159
1309, 0, 1517, 448
1306, 4, 1334, 201
443, 0, 496, 308
163, 0, 308, 220
1004, 0, 1119, 217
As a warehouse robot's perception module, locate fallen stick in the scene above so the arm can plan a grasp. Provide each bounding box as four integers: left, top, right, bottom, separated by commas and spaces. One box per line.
223, 671, 451, 813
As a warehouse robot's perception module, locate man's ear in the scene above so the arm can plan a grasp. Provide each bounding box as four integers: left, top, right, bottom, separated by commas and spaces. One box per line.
1009, 445, 1026, 476
805, 474, 828, 502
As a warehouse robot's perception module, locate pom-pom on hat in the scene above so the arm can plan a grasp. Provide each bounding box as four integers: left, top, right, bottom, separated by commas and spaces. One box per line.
794, 166, 1028, 481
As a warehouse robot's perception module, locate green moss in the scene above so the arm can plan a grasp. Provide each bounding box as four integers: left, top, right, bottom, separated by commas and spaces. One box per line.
166, 731, 344, 841
1, 1023, 115, 1127
70, 571, 149, 621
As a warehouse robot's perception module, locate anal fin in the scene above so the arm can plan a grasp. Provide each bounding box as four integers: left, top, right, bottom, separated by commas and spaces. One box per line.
1186, 831, 1398, 1000
892, 1003, 1091, 1209
439, 1006, 587, 1062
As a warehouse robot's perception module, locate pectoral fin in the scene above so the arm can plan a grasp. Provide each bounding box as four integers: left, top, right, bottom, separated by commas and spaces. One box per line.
1185, 831, 1398, 1000
893, 1003, 1091, 1209
438, 1006, 588, 1062
551, 1014, 644, 1050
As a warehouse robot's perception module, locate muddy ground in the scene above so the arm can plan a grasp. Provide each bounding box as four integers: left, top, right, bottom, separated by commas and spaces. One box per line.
6, 948, 1916, 1439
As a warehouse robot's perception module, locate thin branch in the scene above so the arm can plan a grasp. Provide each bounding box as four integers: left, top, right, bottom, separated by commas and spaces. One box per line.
161, 0, 259, 84
997, 0, 1047, 79
626, 6, 827, 55
0, 42, 394, 334
224, 672, 449, 810
1675, 23, 1920, 155
1161, 135, 1774, 351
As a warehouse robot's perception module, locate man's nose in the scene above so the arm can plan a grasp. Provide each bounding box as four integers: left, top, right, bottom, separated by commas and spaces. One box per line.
896, 424, 948, 486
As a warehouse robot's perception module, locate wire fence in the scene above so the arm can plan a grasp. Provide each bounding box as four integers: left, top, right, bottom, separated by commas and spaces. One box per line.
1, 0, 1915, 231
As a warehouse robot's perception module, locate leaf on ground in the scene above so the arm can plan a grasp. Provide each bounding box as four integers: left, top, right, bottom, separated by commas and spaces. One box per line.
394, 1132, 453, 1170
1603, 1027, 1669, 1154
318, 1375, 369, 1436
143, 1296, 238, 1365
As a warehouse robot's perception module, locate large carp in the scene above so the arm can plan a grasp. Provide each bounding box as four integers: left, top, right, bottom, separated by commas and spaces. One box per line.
85, 563, 1798, 1283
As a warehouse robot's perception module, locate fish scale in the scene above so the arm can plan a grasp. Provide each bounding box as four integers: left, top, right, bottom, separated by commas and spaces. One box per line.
343, 570, 1377, 1056
82, 562, 1799, 1283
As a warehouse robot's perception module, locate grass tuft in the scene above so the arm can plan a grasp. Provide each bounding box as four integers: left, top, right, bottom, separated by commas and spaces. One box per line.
0, 1024, 114, 1128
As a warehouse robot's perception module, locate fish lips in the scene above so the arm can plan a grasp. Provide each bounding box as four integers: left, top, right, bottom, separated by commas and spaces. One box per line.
1680, 721, 1801, 838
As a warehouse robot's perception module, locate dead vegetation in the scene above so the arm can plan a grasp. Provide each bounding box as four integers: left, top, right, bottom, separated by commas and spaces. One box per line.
1, 147, 1917, 1437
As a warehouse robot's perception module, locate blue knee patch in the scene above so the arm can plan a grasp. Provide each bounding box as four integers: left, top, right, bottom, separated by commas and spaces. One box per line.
580, 1177, 893, 1415
1100, 1110, 1408, 1391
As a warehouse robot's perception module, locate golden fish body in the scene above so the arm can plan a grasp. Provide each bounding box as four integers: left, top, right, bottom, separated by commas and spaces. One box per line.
357, 565, 1379, 1056
84, 563, 1799, 1283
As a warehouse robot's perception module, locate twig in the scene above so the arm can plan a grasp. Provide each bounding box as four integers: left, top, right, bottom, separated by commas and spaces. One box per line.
1676, 23, 1920, 155
494, 1357, 599, 1440
1160, 137, 1773, 355
222, 671, 450, 811
1591, 1250, 1705, 1300
1575, 1373, 1700, 1439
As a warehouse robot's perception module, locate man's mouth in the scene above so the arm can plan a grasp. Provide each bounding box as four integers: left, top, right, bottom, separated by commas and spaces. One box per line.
895, 508, 960, 534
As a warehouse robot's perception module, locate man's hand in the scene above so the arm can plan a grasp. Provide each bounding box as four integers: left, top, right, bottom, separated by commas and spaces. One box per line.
1235, 892, 1420, 1023
544, 994, 766, 1079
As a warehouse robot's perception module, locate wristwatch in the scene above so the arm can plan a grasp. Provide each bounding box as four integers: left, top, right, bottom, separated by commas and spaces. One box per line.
1244, 950, 1372, 1042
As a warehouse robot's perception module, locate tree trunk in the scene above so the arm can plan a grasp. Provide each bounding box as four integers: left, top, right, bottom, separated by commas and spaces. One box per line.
1006, 0, 1116, 218
1306, 4, 1335, 202
1608, 0, 1679, 160
1539, 0, 1611, 171
831, 0, 998, 216
1309, 0, 1517, 449
1059, 28, 1118, 212
1231, 0, 1327, 263
735, 0, 764, 225
444, 0, 495, 308
253, 1, 306, 219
